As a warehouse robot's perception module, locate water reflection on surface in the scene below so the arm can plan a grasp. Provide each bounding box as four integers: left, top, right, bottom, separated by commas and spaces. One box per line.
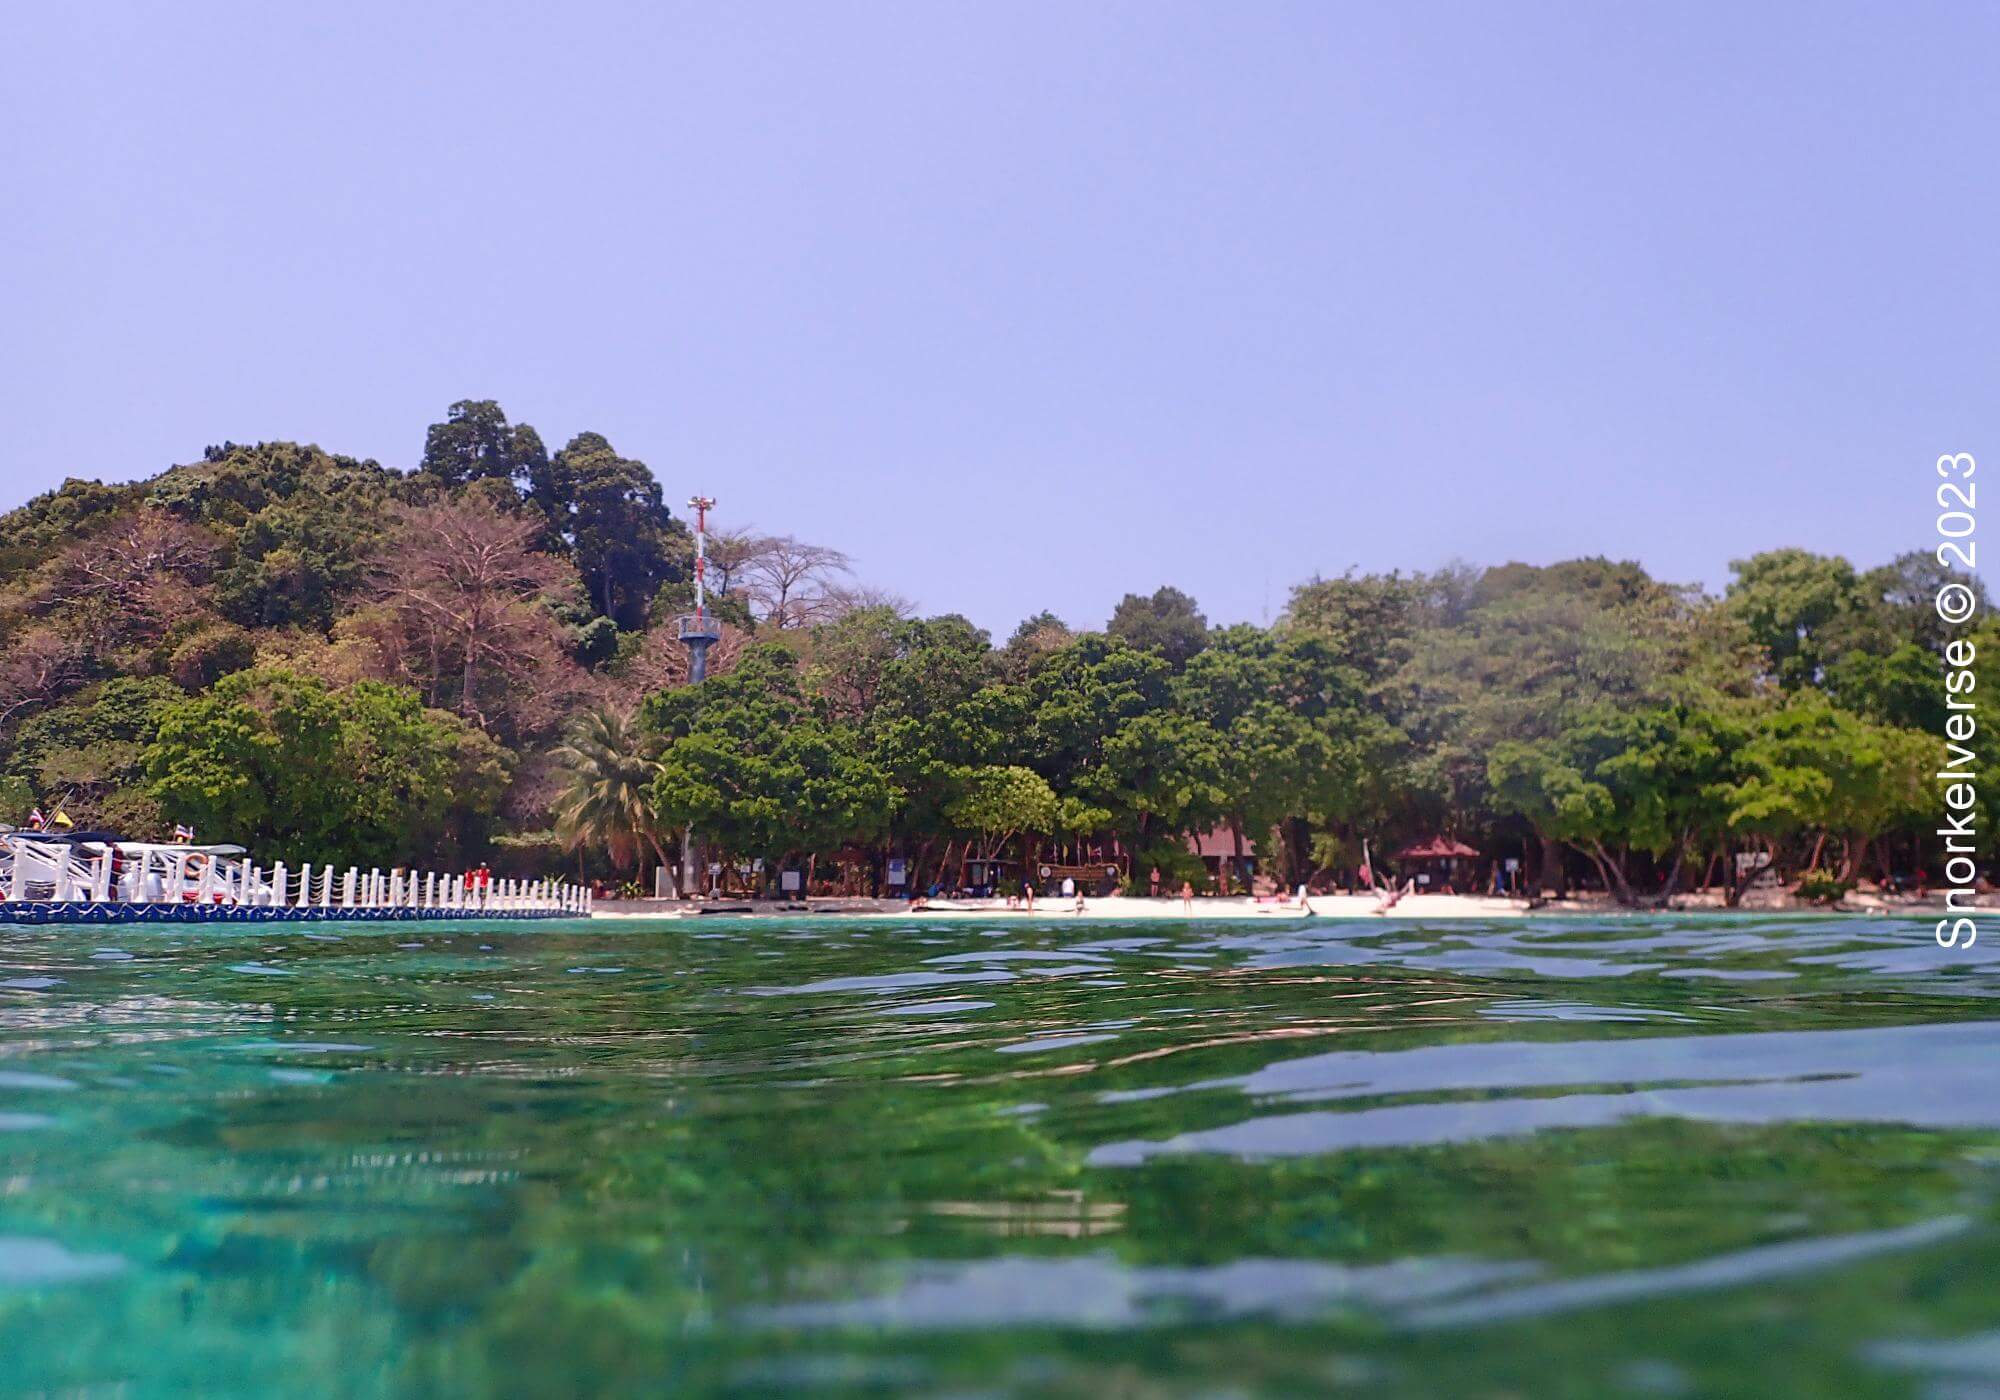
0, 913, 1998, 1396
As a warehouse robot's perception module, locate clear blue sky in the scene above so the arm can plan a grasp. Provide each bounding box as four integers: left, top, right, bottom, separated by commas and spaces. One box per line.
6, 2, 1997, 634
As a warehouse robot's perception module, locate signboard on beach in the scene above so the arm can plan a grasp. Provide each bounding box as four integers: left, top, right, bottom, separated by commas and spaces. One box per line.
780, 870, 801, 893
886, 858, 906, 886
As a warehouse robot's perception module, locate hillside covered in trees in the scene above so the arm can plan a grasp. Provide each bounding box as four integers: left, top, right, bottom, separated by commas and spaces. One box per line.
0, 401, 1989, 903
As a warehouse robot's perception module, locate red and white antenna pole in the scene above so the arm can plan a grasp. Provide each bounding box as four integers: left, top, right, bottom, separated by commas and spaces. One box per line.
689, 496, 715, 623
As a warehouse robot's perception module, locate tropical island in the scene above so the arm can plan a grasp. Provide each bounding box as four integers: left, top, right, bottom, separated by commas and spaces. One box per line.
0, 399, 1984, 911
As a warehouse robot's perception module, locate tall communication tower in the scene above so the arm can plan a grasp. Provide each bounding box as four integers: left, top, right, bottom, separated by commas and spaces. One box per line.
674, 497, 721, 898
677, 496, 721, 682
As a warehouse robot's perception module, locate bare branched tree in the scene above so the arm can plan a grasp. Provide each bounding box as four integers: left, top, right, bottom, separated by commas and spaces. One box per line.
0, 629, 88, 739
702, 526, 771, 600
26, 510, 218, 653
745, 535, 853, 629
824, 584, 914, 622
367, 499, 587, 739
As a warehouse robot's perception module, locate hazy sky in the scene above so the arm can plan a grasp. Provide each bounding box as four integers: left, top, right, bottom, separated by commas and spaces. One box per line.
6, 3, 1997, 634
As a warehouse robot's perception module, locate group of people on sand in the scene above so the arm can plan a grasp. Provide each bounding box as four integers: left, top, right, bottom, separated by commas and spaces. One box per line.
1145, 866, 1199, 910
908, 864, 1423, 917
1005, 875, 1090, 914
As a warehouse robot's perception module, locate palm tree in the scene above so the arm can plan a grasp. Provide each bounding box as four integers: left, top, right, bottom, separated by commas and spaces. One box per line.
550, 706, 667, 883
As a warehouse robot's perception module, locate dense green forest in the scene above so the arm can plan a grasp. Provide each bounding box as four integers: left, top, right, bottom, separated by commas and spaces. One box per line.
0, 401, 1988, 903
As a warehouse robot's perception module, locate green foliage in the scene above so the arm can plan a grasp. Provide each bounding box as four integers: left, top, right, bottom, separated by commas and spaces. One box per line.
1722, 696, 1929, 854
0, 774, 30, 826
997, 610, 1073, 680
4, 677, 184, 832
946, 766, 1058, 856
145, 668, 506, 867
644, 646, 892, 865
0, 478, 137, 582
417, 400, 549, 493
537, 432, 686, 629
1106, 586, 1209, 668
1725, 548, 1870, 691
551, 708, 664, 876
160, 619, 257, 689
1794, 867, 1853, 905
152, 441, 401, 628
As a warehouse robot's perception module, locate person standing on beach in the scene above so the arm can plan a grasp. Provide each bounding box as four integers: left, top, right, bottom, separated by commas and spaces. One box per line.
1149, 866, 1162, 898
1180, 880, 1194, 912
1022, 879, 1035, 912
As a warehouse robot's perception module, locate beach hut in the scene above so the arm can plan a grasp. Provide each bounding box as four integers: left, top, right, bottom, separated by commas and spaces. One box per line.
1188, 826, 1256, 892
1395, 836, 1480, 892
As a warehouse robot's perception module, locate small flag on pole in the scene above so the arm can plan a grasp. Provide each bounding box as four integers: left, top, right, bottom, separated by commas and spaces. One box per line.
173, 824, 195, 843
28, 807, 46, 831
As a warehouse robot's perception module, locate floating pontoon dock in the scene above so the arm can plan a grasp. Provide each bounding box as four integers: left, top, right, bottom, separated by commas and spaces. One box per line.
0, 831, 589, 924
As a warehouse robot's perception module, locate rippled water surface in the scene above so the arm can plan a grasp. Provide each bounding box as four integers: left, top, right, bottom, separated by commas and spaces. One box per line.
5, 913, 2000, 1396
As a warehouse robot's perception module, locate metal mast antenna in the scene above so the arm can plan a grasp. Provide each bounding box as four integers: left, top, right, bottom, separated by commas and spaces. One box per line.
675, 497, 722, 899
679, 496, 720, 683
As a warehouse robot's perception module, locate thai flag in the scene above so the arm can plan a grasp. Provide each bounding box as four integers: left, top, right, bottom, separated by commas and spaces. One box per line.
173, 823, 195, 843
28, 807, 46, 831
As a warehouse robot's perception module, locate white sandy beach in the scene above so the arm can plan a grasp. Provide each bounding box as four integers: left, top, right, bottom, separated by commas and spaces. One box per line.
589, 888, 1986, 920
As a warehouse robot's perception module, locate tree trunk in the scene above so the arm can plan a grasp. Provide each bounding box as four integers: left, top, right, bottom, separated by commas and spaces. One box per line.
1726, 840, 1770, 907
1538, 829, 1566, 896
1805, 830, 1828, 873
461, 641, 478, 721
1589, 840, 1637, 905
1657, 831, 1690, 903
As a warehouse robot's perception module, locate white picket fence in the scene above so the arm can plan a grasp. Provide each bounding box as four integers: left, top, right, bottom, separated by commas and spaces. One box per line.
0, 835, 591, 916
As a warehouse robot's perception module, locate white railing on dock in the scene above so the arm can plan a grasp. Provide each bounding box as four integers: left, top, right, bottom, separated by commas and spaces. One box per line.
0, 833, 589, 916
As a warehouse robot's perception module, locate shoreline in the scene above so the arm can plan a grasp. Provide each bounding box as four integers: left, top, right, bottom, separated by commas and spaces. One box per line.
587, 889, 1991, 921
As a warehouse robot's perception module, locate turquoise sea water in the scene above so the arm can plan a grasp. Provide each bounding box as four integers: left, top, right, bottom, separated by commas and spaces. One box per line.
2, 912, 1999, 1397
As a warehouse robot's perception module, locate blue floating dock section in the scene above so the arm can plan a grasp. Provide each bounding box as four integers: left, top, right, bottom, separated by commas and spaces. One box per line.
0, 903, 576, 925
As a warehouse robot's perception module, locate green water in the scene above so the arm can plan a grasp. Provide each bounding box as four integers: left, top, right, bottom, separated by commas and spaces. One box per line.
3, 914, 1999, 1397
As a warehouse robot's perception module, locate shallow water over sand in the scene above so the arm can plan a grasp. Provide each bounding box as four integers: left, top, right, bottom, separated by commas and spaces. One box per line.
3, 913, 1999, 1396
